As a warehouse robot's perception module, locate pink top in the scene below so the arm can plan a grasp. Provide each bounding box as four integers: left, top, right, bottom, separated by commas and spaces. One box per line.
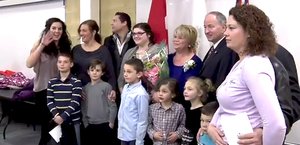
211, 55, 286, 144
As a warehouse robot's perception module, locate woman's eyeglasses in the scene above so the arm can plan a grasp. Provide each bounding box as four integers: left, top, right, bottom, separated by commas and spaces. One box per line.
132, 32, 146, 37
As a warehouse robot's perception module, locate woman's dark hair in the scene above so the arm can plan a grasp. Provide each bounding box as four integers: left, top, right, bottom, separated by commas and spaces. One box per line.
88, 59, 106, 73
78, 19, 102, 44
157, 78, 180, 98
39, 17, 72, 56
229, 5, 277, 56
132, 23, 155, 45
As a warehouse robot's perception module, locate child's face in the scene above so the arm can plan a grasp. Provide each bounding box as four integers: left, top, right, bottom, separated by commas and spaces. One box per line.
57, 56, 73, 73
158, 84, 174, 103
200, 114, 213, 132
88, 65, 103, 82
123, 64, 143, 84
183, 80, 202, 101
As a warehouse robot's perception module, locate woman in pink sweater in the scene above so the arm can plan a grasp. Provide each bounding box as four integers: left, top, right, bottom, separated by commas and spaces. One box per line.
207, 5, 286, 145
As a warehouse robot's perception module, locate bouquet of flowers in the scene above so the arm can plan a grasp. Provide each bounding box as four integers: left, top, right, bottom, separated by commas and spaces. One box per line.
143, 41, 169, 86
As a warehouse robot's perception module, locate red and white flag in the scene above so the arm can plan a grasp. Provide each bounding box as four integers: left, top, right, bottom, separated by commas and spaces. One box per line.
148, 0, 168, 48
137, 0, 209, 57
236, 0, 249, 6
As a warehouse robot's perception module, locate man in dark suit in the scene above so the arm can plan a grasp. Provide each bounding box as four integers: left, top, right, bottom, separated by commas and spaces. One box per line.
275, 44, 300, 127
104, 12, 136, 78
199, 11, 239, 89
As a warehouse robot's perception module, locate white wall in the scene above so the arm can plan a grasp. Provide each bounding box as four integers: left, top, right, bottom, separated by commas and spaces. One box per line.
80, 0, 99, 24
0, 0, 52, 7
137, 0, 300, 144
0, 0, 65, 79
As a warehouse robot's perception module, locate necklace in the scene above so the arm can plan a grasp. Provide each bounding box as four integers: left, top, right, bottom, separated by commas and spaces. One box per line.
135, 47, 151, 61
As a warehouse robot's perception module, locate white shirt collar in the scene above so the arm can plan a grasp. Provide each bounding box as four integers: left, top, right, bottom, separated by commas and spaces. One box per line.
113, 32, 132, 54
213, 36, 225, 49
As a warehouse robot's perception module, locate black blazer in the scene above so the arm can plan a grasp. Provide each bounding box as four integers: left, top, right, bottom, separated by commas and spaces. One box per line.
104, 35, 136, 77
199, 38, 239, 88
275, 44, 300, 126
269, 56, 293, 134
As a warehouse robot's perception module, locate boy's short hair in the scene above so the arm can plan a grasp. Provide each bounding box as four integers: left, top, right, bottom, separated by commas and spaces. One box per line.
88, 59, 106, 73
58, 52, 73, 62
124, 58, 144, 73
201, 101, 219, 116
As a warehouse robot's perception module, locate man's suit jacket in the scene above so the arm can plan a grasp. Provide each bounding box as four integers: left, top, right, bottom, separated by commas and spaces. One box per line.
199, 38, 239, 89
275, 44, 300, 125
104, 35, 136, 78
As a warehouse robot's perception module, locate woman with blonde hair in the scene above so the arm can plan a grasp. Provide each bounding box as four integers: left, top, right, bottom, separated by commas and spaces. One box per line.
168, 24, 203, 110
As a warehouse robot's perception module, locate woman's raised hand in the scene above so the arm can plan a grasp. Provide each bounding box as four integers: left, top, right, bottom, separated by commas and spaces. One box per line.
41, 31, 54, 46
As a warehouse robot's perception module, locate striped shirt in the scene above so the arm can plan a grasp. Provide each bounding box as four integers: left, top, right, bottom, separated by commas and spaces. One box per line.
47, 73, 82, 124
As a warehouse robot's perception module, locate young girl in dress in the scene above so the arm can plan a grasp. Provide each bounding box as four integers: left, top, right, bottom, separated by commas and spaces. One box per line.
148, 78, 186, 145
183, 76, 215, 145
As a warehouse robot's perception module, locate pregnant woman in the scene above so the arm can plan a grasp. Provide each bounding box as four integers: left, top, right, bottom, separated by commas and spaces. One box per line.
207, 5, 286, 145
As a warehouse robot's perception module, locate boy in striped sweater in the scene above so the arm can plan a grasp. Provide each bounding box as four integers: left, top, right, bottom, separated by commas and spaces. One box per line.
47, 52, 82, 145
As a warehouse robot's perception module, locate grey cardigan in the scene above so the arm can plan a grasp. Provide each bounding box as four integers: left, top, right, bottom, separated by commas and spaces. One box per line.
118, 45, 158, 89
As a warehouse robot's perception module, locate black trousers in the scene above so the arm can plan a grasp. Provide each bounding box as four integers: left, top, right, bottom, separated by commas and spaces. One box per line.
60, 123, 78, 145
84, 123, 112, 145
120, 140, 136, 145
35, 89, 53, 145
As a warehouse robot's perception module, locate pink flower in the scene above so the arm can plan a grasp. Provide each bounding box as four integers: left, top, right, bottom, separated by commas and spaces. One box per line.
147, 67, 160, 84
151, 67, 160, 74
151, 76, 158, 85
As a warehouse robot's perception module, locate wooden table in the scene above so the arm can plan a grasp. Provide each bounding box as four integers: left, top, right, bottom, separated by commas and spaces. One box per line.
0, 89, 19, 139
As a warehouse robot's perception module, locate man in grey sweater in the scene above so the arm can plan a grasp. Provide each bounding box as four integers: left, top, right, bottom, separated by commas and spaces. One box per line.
81, 59, 118, 144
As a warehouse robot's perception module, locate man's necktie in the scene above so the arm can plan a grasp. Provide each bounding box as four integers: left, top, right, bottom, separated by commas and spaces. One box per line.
204, 46, 214, 64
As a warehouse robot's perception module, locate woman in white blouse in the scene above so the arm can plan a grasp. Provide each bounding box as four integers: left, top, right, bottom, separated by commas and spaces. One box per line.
207, 5, 286, 145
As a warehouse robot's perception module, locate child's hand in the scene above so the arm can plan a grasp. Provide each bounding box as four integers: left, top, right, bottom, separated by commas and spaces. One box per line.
153, 131, 163, 141
54, 116, 64, 125
108, 90, 116, 102
197, 128, 205, 142
167, 132, 178, 143
109, 123, 114, 129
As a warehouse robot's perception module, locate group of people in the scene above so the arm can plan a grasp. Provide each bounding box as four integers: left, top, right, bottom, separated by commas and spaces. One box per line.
25, 4, 300, 145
